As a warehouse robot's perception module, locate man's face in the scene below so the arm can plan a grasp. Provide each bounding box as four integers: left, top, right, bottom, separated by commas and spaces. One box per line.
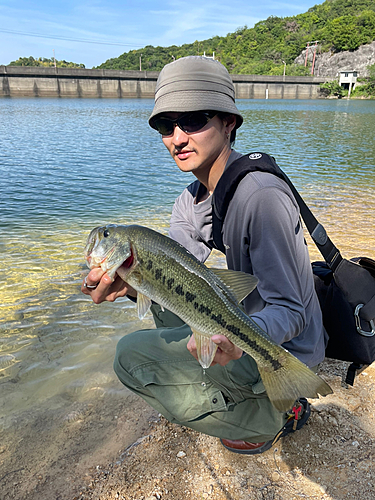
160, 112, 232, 177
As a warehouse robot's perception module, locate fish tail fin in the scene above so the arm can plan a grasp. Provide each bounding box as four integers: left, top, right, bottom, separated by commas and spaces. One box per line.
259, 354, 332, 412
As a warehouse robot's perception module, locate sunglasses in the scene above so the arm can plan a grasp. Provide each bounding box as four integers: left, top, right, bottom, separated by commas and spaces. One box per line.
151, 111, 217, 136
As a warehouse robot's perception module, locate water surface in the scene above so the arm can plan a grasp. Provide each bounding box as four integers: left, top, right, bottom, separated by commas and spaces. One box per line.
1, 98, 375, 426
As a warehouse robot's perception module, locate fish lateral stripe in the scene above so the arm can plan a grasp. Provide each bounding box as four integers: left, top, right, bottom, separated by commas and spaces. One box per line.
185, 292, 196, 303
198, 304, 212, 316
167, 278, 174, 289
208, 316, 283, 371
210, 312, 226, 328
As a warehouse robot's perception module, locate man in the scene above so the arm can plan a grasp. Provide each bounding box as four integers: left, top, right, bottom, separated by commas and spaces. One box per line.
82, 56, 326, 455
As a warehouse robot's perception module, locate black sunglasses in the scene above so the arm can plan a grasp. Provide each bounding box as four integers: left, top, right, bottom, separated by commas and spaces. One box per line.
151, 111, 217, 136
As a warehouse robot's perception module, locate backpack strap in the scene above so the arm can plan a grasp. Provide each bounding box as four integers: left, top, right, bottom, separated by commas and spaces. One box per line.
212, 152, 343, 271
278, 169, 343, 272
212, 152, 284, 254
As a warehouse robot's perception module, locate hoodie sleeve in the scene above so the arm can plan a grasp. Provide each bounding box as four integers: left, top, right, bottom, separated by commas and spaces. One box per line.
224, 173, 315, 347
169, 183, 213, 263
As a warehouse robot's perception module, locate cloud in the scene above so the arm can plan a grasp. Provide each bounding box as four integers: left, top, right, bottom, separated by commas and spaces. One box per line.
0, 0, 317, 68
147, 0, 260, 46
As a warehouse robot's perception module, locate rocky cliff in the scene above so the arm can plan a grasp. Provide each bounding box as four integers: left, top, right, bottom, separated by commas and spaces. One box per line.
295, 41, 375, 79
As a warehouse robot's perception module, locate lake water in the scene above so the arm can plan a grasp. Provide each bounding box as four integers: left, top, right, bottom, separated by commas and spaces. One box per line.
1, 97, 375, 449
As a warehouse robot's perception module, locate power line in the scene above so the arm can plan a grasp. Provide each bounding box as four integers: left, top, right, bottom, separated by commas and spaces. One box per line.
0, 28, 144, 48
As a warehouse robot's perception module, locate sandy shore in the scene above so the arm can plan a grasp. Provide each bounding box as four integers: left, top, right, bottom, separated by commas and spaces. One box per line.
2, 358, 375, 500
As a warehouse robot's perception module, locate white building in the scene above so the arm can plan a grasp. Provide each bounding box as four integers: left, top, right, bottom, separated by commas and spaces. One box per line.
339, 70, 358, 96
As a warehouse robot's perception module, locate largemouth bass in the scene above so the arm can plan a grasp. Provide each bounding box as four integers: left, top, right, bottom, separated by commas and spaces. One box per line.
84, 224, 332, 412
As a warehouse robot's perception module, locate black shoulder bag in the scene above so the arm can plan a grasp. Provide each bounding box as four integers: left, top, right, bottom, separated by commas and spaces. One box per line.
212, 152, 375, 385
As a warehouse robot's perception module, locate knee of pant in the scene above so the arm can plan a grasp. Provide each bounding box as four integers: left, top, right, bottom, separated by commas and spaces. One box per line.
113, 331, 144, 390
114, 329, 150, 374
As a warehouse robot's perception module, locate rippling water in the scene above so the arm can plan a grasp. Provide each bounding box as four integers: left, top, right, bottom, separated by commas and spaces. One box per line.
1, 98, 375, 427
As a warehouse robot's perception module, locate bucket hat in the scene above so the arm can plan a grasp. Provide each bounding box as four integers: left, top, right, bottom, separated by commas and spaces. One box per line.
149, 56, 243, 130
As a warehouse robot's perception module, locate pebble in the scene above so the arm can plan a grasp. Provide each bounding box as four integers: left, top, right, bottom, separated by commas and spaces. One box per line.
271, 472, 280, 482
177, 451, 186, 458
0, 354, 16, 369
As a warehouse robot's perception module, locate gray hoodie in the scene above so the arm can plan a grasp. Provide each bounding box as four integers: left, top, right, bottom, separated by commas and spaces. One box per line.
169, 150, 327, 367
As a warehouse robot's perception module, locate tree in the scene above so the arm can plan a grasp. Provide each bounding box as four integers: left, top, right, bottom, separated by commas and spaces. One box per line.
320, 80, 345, 97
8, 56, 85, 68
95, 0, 375, 74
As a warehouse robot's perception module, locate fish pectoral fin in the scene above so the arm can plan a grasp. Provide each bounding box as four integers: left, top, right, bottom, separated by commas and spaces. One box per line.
137, 292, 152, 320
191, 328, 218, 369
210, 268, 258, 304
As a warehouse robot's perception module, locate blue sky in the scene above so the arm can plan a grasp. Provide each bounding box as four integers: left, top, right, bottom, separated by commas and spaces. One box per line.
0, 1, 320, 68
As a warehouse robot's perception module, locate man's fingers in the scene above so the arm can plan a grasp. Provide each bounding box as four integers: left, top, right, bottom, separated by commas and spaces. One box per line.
211, 335, 243, 363
187, 335, 197, 354
82, 268, 104, 291
82, 268, 135, 305
211, 335, 234, 352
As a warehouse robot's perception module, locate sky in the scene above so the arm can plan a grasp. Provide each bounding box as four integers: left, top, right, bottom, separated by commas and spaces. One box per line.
0, 0, 320, 69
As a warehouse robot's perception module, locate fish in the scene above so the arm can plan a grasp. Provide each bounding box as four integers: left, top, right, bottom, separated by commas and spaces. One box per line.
84, 224, 332, 412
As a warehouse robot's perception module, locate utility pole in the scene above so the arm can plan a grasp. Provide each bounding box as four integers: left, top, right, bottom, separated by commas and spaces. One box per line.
53, 49, 56, 68
282, 60, 286, 77
304, 42, 310, 67
304, 41, 319, 74
139, 53, 142, 71
311, 41, 319, 76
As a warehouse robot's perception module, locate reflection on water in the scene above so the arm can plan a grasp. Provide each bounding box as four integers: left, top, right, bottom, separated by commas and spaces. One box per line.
0, 98, 375, 430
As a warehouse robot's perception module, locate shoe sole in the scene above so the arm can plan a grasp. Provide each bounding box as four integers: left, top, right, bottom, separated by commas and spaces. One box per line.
220, 398, 311, 456
220, 438, 274, 455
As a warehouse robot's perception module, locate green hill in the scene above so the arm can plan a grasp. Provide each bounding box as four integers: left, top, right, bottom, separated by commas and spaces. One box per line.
96, 0, 375, 75
8, 56, 85, 68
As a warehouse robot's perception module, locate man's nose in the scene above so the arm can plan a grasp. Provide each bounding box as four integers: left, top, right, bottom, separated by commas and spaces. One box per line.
172, 125, 189, 145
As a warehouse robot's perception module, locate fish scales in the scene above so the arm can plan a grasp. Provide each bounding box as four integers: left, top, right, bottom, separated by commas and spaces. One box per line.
129, 228, 283, 370
85, 224, 333, 412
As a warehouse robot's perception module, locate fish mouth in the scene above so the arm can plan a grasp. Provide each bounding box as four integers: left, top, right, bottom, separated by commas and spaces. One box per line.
84, 225, 135, 279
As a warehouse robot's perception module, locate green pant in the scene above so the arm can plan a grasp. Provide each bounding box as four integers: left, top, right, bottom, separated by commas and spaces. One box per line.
113, 306, 288, 442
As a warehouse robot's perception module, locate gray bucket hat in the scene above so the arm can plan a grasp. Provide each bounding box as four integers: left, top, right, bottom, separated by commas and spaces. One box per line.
149, 56, 243, 130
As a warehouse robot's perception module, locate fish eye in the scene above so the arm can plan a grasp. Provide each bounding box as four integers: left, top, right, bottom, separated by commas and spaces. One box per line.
103, 229, 110, 238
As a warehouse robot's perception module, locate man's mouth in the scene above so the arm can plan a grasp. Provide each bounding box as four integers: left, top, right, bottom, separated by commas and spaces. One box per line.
175, 149, 194, 160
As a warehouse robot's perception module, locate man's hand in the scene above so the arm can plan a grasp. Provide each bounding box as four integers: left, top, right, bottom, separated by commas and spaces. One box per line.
81, 266, 136, 304
187, 334, 243, 366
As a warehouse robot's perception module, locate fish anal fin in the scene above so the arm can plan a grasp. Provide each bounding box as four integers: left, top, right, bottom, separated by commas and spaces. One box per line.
137, 292, 152, 320
191, 328, 218, 369
210, 268, 258, 304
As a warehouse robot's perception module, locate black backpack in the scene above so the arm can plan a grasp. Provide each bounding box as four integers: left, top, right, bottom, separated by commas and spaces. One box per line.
212, 152, 375, 385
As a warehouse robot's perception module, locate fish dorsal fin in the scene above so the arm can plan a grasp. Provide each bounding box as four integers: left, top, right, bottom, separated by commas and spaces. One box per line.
137, 292, 152, 320
210, 268, 258, 304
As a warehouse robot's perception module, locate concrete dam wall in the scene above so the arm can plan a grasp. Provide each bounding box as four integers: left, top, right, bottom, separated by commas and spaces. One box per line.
0, 66, 327, 100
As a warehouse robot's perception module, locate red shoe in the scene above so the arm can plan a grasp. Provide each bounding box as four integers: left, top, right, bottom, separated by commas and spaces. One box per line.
220, 439, 271, 455
220, 398, 310, 455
